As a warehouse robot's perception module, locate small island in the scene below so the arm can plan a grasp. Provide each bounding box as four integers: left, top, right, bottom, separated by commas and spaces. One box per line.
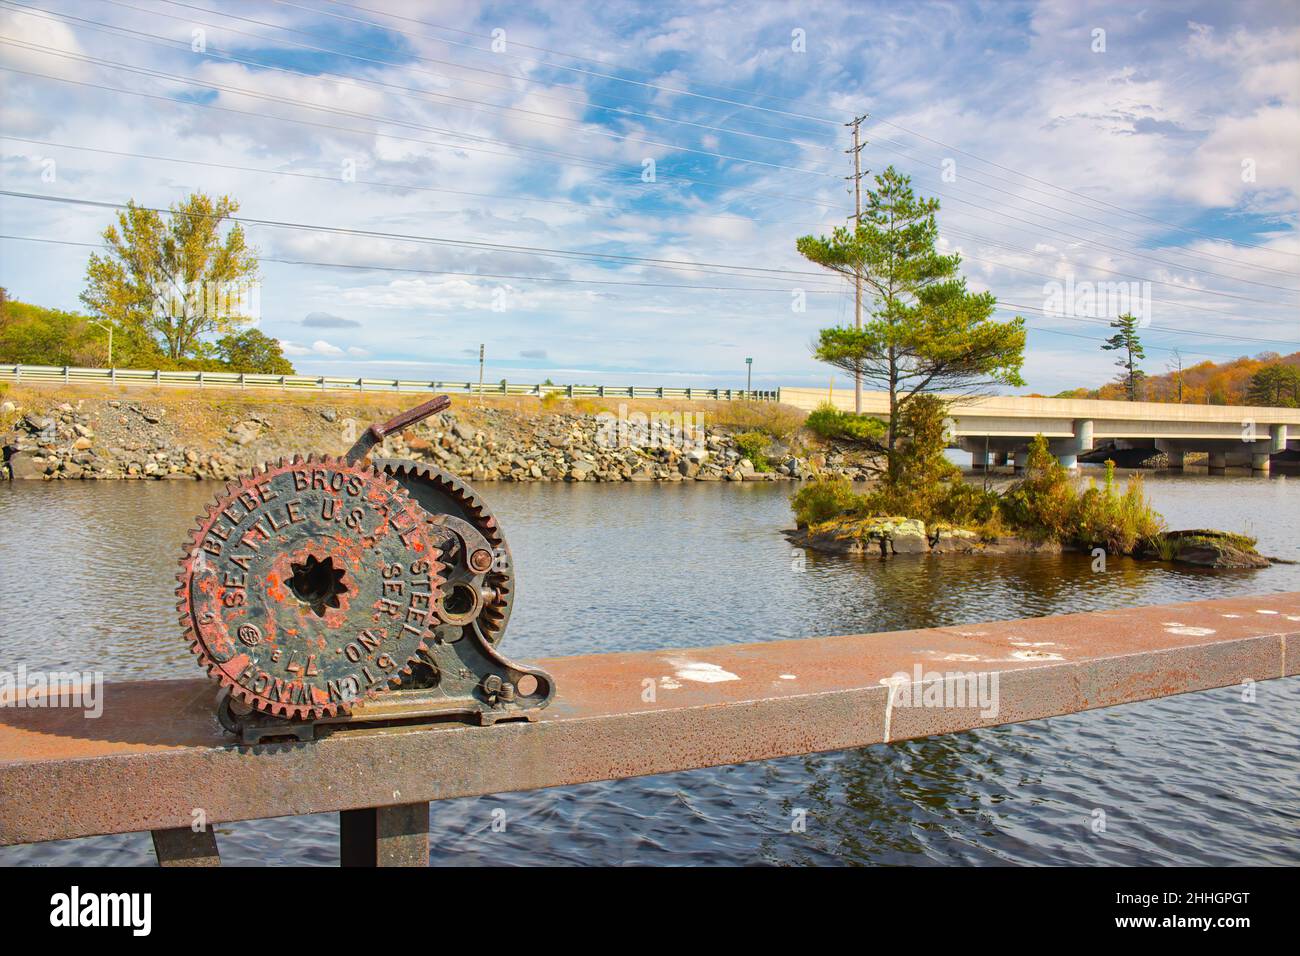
786, 399, 1269, 570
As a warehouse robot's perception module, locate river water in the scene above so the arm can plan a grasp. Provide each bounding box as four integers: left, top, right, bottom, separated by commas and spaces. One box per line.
1, 470, 1297, 866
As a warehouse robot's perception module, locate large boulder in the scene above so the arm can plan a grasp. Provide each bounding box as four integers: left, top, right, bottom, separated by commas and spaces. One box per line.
568, 460, 596, 481
1157, 530, 1270, 569
929, 527, 981, 553
5, 451, 47, 480
791, 516, 930, 556
229, 420, 263, 446
881, 517, 929, 553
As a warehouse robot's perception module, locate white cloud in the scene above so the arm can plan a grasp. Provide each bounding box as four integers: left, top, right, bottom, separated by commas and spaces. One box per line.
1, 0, 1296, 397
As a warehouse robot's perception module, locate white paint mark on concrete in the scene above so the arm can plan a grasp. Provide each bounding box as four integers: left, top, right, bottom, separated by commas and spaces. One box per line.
658, 676, 681, 690
1256, 609, 1279, 615
1164, 625, 1216, 637
669, 660, 740, 683
778, 674, 797, 680
879, 675, 909, 743
1010, 649, 1064, 661
1221, 614, 1242, 619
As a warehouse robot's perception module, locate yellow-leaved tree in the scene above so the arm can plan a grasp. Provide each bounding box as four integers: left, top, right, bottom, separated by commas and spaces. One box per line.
81, 193, 259, 363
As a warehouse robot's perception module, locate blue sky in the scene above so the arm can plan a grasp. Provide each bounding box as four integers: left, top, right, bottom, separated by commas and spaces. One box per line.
1, 0, 1297, 392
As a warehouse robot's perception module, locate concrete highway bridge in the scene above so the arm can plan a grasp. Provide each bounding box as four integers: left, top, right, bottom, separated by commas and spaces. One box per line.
779, 388, 1300, 473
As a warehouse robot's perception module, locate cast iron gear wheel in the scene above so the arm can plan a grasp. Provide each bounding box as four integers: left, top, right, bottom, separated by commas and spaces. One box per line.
177, 455, 445, 720
376, 459, 514, 644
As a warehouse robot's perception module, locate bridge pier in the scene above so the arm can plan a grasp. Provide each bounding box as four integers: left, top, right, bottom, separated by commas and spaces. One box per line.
1013, 449, 1028, 474
1067, 418, 1093, 471
1208, 450, 1227, 475
1155, 439, 1185, 470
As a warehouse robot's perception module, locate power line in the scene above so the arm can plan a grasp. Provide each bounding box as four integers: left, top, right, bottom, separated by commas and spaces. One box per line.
130, 0, 828, 145
7, 44, 1288, 301
0, 234, 846, 293
0, 63, 839, 211
139, 0, 1299, 276
7, 227, 1290, 349
871, 116, 1300, 259
854, 138, 1300, 280
0, 189, 840, 281
1, 12, 845, 182
280, 0, 1300, 258
7, 9, 1292, 290
0, 38, 838, 181
34, 0, 840, 166
8, 134, 1287, 323
1014, 322, 1218, 359
940, 224, 1295, 314
227, 0, 840, 128
993, 300, 1299, 348
321, 0, 837, 109
904, 177, 1299, 294
0, 134, 839, 231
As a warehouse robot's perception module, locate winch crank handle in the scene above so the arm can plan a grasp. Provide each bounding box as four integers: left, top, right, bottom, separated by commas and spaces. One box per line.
345, 394, 453, 463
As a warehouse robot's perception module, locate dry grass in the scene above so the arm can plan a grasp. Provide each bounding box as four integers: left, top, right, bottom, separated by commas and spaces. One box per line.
708, 400, 807, 439
2, 381, 756, 423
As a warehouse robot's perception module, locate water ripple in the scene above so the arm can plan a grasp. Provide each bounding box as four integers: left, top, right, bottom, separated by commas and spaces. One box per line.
1, 474, 1296, 865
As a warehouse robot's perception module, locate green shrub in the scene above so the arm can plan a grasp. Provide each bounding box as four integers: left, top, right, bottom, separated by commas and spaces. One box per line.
734, 431, 772, 471
1000, 436, 1077, 540
938, 481, 1002, 526
791, 478, 863, 527
1001, 438, 1165, 550
1072, 461, 1165, 552
804, 402, 887, 444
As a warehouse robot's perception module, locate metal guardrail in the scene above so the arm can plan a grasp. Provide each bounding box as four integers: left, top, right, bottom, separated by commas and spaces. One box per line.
0, 364, 780, 402
0, 593, 1295, 865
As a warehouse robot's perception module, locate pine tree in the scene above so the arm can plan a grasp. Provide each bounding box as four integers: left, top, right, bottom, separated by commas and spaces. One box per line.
796, 166, 1025, 457
1102, 313, 1146, 401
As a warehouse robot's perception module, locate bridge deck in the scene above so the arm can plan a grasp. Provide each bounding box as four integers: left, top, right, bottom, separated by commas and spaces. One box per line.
0, 593, 1296, 847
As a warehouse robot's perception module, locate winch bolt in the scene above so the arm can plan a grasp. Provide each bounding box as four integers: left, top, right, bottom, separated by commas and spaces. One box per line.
469, 548, 494, 573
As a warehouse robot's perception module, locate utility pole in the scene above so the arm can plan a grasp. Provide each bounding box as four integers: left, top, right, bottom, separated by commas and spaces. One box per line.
477, 343, 485, 399
745, 356, 753, 397
93, 319, 113, 367
845, 113, 869, 414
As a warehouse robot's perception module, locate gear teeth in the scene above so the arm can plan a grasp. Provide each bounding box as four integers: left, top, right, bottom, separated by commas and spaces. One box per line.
374, 459, 513, 644
179, 454, 443, 722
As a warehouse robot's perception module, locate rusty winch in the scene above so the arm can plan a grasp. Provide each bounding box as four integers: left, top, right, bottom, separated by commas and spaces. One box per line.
176, 396, 553, 743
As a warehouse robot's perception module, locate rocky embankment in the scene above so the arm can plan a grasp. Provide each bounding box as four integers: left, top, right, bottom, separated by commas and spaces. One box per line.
0, 393, 873, 484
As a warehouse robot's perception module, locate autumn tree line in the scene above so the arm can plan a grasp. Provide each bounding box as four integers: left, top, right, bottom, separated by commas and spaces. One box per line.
1054, 347, 1300, 408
